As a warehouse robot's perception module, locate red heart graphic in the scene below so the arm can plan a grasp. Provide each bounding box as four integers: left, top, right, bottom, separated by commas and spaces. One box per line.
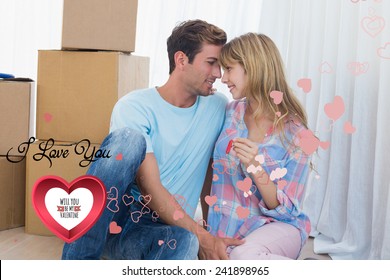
32, 175, 106, 243
205, 195, 217, 206
297, 78, 312, 93
109, 221, 122, 234
236, 177, 252, 193
236, 206, 250, 219
324, 96, 345, 121
297, 129, 320, 155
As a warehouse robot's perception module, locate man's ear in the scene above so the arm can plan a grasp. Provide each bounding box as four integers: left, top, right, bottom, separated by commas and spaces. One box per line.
174, 51, 188, 70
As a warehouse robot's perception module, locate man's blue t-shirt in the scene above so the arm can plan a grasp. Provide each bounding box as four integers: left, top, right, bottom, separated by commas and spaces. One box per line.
110, 87, 228, 217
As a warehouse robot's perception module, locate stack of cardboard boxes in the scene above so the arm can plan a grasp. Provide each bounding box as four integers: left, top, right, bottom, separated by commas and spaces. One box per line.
24, 0, 149, 235
0, 80, 35, 231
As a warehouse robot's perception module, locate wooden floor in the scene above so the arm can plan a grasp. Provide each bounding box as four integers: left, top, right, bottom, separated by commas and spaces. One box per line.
0, 227, 331, 260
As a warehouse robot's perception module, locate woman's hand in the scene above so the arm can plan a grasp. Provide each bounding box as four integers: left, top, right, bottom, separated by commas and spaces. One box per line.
232, 138, 260, 171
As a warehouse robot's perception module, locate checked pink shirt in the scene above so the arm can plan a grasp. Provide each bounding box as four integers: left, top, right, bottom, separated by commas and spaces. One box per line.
208, 100, 311, 247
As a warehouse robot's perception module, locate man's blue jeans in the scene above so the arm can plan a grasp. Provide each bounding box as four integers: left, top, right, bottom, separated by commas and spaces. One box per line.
62, 128, 199, 260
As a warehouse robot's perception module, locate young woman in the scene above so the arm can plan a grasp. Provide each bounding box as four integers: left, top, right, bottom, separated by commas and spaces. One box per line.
208, 33, 312, 260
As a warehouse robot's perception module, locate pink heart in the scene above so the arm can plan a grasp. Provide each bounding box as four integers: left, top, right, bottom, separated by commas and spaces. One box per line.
106, 199, 119, 213
225, 128, 237, 136
270, 168, 288, 181
44, 112, 53, 123
130, 211, 143, 223
319, 141, 330, 150
377, 42, 390, 59
107, 186, 118, 199
115, 153, 123, 160
205, 195, 217, 206
32, 175, 106, 243
122, 194, 134, 206
158, 240, 164, 246
344, 121, 356, 134
214, 205, 220, 212
196, 219, 211, 233
361, 16, 385, 37
173, 210, 184, 221
348, 62, 369, 76
324, 96, 345, 121
167, 239, 177, 250
236, 206, 250, 219
319, 62, 333, 74
297, 129, 320, 155
270, 90, 283, 105
297, 78, 312, 93
236, 177, 252, 193
212, 174, 219, 181
109, 221, 122, 234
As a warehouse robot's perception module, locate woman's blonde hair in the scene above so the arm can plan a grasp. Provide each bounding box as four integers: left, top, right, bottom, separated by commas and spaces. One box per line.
219, 33, 308, 138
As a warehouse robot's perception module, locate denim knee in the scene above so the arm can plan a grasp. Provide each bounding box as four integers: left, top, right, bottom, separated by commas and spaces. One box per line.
174, 227, 199, 260
108, 127, 146, 155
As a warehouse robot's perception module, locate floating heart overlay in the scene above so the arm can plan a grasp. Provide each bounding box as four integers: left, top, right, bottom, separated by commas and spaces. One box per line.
348, 62, 369, 76
377, 42, 390, 59
344, 121, 356, 134
236, 206, 250, 219
319, 62, 333, 74
361, 15, 385, 38
43, 112, 53, 123
205, 195, 217, 206
270, 90, 284, 105
297, 78, 312, 93
237, 177, 252, 193
324, 96, 345, 122
32, 175, 106, 243
109, 221, 122, 234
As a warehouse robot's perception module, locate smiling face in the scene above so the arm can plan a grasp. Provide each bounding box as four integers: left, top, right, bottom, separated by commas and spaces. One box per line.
183, 43, 223, 97
221, 61, 247, 100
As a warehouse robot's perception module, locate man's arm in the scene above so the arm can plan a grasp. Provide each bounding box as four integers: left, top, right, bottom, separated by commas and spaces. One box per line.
136, 153, 244, 260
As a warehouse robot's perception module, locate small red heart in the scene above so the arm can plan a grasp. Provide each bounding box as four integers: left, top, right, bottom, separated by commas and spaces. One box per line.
297, 78, 312, 93
173, 210, 184, 221
236, 177, 252, 193
44, 112, 53, 123
205, 195, 217, 206
270, 90, 283, 105
32, 175, 106, 243
324, 96, 345, 121
297, 129, 320, 155
109, 221, 122, 234
344, 121, 356, 134
236, 206, 250, 219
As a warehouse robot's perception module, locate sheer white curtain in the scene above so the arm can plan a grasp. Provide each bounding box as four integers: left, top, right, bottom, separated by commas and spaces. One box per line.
0, 0, 63, 79
138, 0, 390, 260
1, 0, 389, 259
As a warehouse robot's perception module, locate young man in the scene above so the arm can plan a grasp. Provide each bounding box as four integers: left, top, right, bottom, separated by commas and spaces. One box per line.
62, 19, 243, 260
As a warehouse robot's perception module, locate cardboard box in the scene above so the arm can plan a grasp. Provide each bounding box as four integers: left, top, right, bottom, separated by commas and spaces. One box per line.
62, 0, 138, 52
25, 140, 101, 236
0, 156, 26, 231
0, 80, 35, 156
36, 50, 149, 143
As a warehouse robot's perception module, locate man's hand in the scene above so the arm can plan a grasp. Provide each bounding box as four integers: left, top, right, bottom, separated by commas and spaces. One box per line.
197, 231, 244, 260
